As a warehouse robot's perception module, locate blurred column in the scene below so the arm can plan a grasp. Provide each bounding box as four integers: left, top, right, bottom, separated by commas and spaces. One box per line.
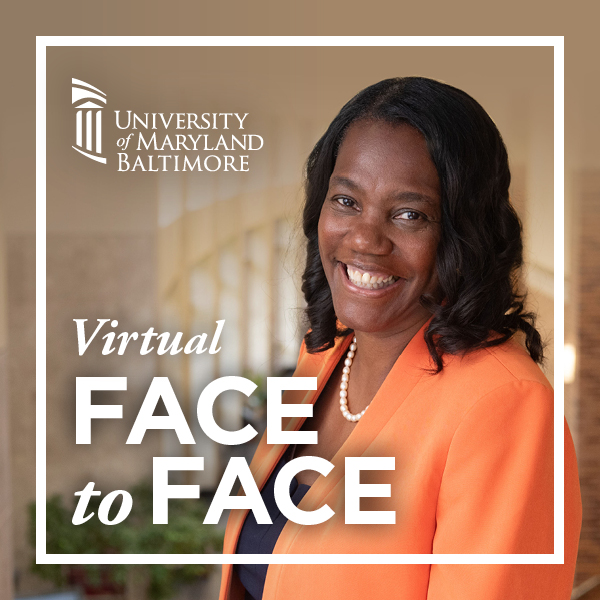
575, 170, 600, 584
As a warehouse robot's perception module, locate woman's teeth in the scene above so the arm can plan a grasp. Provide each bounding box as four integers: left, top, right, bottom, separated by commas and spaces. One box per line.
346, 266, 398, 289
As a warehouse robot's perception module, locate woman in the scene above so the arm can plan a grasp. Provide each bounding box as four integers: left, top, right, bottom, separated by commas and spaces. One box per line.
219, 77, 581, 600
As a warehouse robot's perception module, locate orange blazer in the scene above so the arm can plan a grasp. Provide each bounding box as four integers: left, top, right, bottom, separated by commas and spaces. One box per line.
219, 327, 582, 600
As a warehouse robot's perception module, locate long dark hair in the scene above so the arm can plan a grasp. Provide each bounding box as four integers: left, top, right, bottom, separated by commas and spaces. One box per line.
301, 77, 543, 371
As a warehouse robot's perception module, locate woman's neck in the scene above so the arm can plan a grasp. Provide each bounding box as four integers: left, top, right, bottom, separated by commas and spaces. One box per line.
351, 315, 429, 392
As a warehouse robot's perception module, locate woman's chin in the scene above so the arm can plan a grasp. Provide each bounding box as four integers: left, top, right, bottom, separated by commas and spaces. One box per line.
334, 305, 432, 339
335, 311, 397, 336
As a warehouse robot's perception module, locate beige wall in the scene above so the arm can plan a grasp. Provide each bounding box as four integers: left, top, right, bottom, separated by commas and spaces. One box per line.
0, 210, 13, 600
6, 235, 36, 595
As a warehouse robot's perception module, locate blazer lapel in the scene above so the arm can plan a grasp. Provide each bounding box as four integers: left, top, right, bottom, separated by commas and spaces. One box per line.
221, 338, 350, 555
274, 325, 434, 552
221, 326, 434, 598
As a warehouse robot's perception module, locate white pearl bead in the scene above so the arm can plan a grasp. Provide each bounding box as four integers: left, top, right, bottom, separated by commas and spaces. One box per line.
338, 337, 372, 423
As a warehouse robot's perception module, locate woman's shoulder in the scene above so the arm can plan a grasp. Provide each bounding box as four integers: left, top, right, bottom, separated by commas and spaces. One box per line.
423, 336, 553, 426
403, 337, 556, 469
442, 335, 552, 391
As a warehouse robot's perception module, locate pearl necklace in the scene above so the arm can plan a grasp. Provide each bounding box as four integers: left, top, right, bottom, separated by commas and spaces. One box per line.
339, 336, 369, 422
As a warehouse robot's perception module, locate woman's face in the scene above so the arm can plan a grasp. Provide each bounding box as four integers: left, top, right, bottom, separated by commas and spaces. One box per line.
318, 120, 442, 337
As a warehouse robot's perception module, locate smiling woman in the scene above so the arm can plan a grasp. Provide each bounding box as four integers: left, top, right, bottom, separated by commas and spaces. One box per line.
318, 121, 441, 342
220, 77, 581, 600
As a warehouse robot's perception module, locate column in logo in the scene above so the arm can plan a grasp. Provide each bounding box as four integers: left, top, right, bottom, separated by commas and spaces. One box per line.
72, 78, 107, 164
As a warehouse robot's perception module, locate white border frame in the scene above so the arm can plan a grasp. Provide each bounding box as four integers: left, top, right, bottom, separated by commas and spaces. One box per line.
36, 35, 564, 565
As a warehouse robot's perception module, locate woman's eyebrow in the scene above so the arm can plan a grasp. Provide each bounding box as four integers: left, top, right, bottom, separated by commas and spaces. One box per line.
330, 176, 438, 206
393, 191, 438, 206
329, 175, 361, 191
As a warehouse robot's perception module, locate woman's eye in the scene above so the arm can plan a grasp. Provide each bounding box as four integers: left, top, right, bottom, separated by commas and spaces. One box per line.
395, 210, 423, 221
335, 197, 356, 208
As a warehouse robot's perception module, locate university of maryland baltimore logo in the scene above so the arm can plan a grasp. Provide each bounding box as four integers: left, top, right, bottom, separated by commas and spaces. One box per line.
72, 78, 107, 164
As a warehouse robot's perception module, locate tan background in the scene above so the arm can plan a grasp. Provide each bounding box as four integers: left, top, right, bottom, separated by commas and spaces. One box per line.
0, 3, 598, 600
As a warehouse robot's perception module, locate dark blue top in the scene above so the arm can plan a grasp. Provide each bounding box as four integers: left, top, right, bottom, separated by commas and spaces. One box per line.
235, 447, 311, 600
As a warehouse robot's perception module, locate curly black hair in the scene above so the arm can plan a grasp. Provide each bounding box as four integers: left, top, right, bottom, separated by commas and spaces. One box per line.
301, 77, 543, 372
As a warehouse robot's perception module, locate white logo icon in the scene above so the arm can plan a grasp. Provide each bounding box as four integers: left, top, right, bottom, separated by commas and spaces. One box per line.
72, 78, 107, 164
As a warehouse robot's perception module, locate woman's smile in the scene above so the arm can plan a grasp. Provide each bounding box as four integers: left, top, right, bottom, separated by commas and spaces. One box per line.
318, 119, 442, 336
339, 262, 402, 294
344, 263, 400, 290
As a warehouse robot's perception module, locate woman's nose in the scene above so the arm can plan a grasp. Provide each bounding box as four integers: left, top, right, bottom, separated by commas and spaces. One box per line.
347, 215, 393, 255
